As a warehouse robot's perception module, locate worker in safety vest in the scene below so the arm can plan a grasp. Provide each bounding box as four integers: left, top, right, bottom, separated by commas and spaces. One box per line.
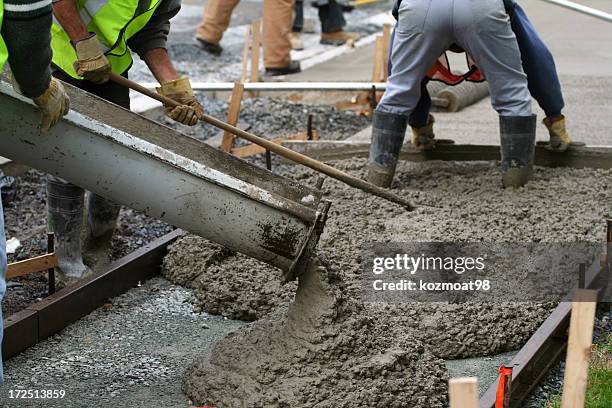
49, 0, 205, 283
396, 0, 571, 154
196, 0, 301, 76
0, 0, 70, 384
367, 0, 534, 189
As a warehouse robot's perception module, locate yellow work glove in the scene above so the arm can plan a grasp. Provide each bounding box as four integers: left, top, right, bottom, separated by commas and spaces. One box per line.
543, 115, 571, 152
156, 77, 205, 126
73, 34, 111, 84
32, 78, 71, 133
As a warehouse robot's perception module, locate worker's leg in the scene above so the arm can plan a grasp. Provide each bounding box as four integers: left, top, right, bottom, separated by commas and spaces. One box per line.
263, 0, 299, 73
196, 0, 240, 45
0, 200, 6, 384
293, 0, 304, 32
510, 2, 570, 151
453, 0, 535, 187
319, 0, 358, 45
409, 80, 436, 149
319, 0, 346, 33
368, 0, 450, 186
50, 71, 127, 271
46, 175, 90, 281
387, 27, 433, 130
290, 0, 305, 50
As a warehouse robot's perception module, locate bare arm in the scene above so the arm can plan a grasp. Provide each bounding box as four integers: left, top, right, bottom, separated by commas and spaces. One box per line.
142, 48, 180, 84
52, 0, 89, 42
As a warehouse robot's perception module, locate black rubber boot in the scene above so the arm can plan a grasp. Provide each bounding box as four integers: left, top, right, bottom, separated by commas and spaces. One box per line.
264, 61, 301, 77
366, 110, 408, 188
47, 177, 90, 283
499, 115, 537, 188
83, 193, 120, 271
196, 37, 223, 56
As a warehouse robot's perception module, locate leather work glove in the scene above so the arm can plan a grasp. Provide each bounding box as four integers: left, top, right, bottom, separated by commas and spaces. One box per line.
32, 78, 71, 133
73, 34, 111, 84
157, 77, 205, 126
543, 115, 571, 152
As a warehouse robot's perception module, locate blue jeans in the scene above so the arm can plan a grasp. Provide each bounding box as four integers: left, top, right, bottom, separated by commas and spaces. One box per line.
389, 2, 565, 127
0, 199, 7, 385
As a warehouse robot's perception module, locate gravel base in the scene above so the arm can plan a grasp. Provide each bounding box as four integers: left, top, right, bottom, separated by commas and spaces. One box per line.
1, 170, 174, 317
0, 277, 245, 407
155, 95, 371, 143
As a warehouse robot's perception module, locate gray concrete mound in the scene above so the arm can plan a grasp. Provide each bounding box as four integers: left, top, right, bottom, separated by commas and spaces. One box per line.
164, 159, 611, 360
183, 257, 449, 408
162, 236, 296, 321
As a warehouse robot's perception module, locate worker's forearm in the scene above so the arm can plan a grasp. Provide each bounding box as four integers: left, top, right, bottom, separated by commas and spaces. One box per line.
52, 0, 90, 42
2, 0, 53, 98
143, 48, 180, 84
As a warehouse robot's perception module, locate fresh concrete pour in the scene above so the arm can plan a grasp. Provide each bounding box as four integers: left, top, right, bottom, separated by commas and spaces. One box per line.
163, 157, 612, 407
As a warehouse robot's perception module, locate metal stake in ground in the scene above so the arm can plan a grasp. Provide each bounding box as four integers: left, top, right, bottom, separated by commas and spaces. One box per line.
108, 73, 415, 210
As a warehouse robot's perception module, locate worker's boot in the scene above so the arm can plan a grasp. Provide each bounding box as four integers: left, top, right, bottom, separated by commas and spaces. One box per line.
543, 115, 571, 152
411, 114, 436, 150
499, 115, 537, 188
195, 37, 223, 56
320, 30, 358, 46
46, 177, 90, 284
366, 111, 408, 188
83, 194, 120, 271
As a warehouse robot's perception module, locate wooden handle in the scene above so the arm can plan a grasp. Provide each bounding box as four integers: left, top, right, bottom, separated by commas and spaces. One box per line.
108, 73, 415, 210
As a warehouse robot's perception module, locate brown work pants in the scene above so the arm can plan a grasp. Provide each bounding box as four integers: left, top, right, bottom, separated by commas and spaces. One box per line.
196, 0, 293, 68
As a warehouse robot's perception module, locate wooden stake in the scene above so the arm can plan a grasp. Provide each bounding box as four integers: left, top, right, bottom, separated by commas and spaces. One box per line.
372, 35, 384, 83
560, 289, 598, 408
449, 377, 478, 408
221, 82, 245, 152
250, 20, 262, 83
382, 23, 391, 81
240, 25, 251, 83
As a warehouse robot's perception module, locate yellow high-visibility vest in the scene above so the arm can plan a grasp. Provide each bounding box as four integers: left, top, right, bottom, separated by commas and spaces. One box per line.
51, 0, 162, 79
0, 0, 8, 71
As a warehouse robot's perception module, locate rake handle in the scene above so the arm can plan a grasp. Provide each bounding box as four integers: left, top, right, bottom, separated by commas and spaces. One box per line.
109, 73, 415, 210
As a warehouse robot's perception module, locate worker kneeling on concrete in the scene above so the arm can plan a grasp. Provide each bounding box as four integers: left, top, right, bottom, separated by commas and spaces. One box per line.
49, 0, 205, 283
367, 0, 535, 189
406, 0, 571, 153
1, 0, 70, 384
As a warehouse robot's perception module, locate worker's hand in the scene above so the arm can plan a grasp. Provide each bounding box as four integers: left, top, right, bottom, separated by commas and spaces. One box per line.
156, 77, 205, 126
32, 78, 71, 133
73, 34, 111, 84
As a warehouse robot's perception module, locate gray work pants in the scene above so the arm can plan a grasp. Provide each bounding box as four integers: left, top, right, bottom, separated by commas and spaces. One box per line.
379, 0, 532, 117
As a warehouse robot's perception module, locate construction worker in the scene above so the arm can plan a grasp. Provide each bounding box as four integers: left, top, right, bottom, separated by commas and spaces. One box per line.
1, 0, 70, 384
405, 0, 571, 153
291, 0, 358, 49
196, 0, 300, 76
367, 0, 535, 189
49, 0, 205, 283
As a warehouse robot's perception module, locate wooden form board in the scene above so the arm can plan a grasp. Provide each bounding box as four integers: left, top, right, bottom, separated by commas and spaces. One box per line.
221, 82, 245, 152
560, 289, 598, 408
240, 25, 251, 83
250, 20, 262, 83
6, 254, 58, 279
231, 132, 310, 158
449, 377, 478, 408
382, 23, 391, 81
